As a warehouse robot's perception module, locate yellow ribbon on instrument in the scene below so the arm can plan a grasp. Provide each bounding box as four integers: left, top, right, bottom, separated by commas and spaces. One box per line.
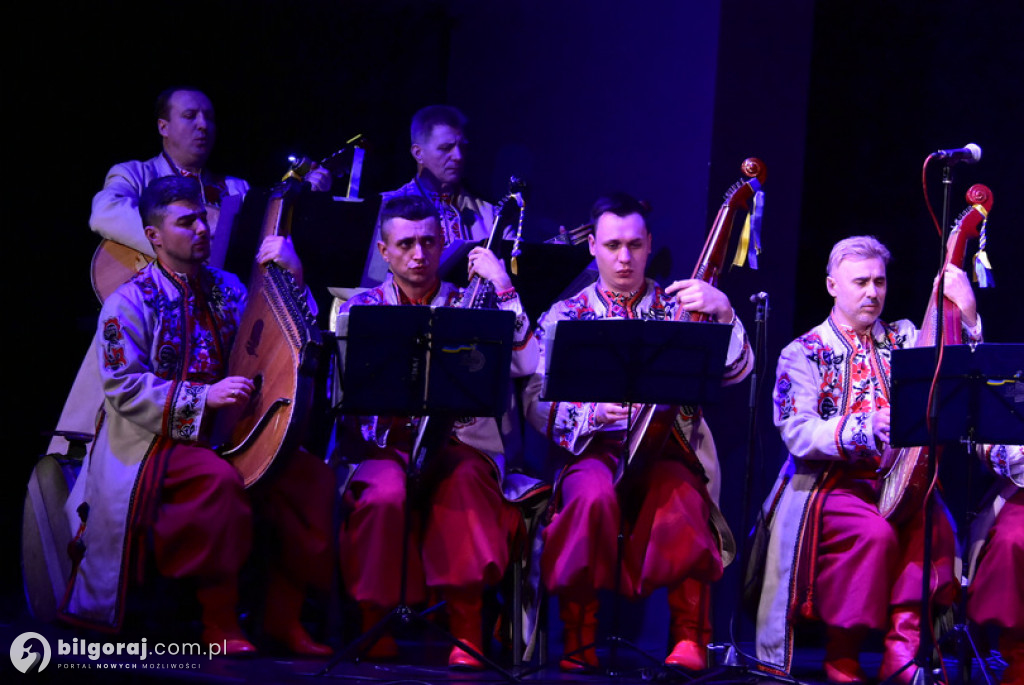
732, 187, 764, 269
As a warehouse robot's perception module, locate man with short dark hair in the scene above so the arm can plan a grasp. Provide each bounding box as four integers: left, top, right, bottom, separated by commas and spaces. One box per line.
335, 193, 542, 669
754, 235, 980, 683
48, 87, 331, 458
524, 192, 753, 672
360, 104, 513, 286
60, 176, 335, 658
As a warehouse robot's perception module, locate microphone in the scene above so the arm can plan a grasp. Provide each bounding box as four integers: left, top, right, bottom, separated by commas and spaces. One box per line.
749, 291, 768, 303
934, 143, 982, 164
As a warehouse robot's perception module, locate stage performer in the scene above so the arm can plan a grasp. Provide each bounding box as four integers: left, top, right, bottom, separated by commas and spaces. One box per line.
360, 104, 514, 287
60, 176, 335, 658
753, 235, 981, 683
967, 443, 1023, 684
522, 192, 753, 672
48, 86, 330, 457
334, 194, 542, 669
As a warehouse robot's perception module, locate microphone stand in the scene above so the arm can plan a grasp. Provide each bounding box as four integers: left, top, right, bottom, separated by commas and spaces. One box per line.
884, 161, 952, 685
693, 292, 799, 685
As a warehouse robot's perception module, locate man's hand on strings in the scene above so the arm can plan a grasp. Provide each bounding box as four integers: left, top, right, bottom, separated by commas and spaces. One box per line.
208, 376, 256, 409
665, 279, 734, 322
467, 247, 512, 291
595, 402, 635, 426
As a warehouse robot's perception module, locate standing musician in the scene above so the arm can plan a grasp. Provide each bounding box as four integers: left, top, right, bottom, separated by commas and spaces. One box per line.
334, 194, 540, 670
60, 176, 335, 657
48, 86, 331, 457
360, 104, 514, 287
523, 192, 753, 671
967, 444, 1023, 685
90, 86, 332, 263
753, 235, 981, 683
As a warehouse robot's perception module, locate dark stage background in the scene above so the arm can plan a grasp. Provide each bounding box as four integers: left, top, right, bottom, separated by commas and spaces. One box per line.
7, 0, 1023, 657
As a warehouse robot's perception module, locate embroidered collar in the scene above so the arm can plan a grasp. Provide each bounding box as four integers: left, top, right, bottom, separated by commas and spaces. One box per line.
414, 177, 461, 204
161, 152, 226, 206
394, 280, 440, 306
830, 311, 883, 345
597, 281, 647, 318
599, 282, 646, 303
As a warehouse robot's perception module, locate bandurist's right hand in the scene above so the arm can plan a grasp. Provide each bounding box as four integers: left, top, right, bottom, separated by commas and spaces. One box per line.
595, 402, 634, 426
873, 406, 892, 454
208, 376, 256, 409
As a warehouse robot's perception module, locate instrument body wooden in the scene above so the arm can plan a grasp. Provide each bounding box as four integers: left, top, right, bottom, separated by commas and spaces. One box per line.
625, 159, 766, 468
212, 179, 322, 487
90, 240, 154, 302
877, 183, 992, 522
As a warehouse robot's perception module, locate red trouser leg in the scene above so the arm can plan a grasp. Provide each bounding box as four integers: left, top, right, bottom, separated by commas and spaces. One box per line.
252, 448, 336, 656
541, 454, 621, 599
339, 455, 426, 608
150, 444, 254, 654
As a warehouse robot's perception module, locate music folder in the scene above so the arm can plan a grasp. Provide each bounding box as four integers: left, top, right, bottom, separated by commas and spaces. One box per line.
889, 343, 1024, 447
540, 318, 732, 405
332, 305, 516, 417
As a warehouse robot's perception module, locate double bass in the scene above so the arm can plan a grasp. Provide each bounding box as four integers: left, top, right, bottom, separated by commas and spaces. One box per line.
212, 160, 324, 487
625, 158, 766, 467
877, 183, 994, 523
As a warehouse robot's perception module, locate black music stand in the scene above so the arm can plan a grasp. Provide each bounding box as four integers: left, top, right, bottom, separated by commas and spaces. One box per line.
321, 305, 517, 678
887, 343, 1024, 685
531, 318, 731, 677
890, 343, 1024, 449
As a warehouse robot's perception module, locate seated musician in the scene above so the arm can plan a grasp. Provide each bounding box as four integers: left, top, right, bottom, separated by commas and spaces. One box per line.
59, 176, 335, 657
522, 192, 753, 671
48, 86, 331, 457
360, 104, 514, 287
967, 444, 1023, 685
333, 194, 540, 669
753, 235, 981, 683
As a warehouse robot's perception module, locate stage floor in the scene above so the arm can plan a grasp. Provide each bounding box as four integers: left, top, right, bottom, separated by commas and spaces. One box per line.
1, 604, 1010, 685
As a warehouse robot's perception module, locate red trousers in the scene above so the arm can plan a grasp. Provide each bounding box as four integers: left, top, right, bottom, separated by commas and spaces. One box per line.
814, 476, 957, 630
541, 434, 722, 602
150, 445, 335, 593
968, 488, 1024, 630
339, 440, 524, 607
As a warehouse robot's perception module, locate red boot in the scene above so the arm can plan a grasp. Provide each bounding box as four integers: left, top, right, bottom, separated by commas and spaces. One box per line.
446, 587, 485, 670
263, 570, 332, 657
559, 598, 599, 671
197, 580, 256, 657
665, 579, 710, 671
823, 626, 867, 683
357, 602, 398, 660
878, 607, 923, 685
999, 630, 1023, 685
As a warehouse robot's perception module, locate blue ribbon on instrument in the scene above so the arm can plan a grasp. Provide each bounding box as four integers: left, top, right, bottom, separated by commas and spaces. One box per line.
732, 179, 764, 269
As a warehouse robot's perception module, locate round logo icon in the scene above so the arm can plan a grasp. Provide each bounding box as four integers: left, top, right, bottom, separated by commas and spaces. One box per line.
10, 632, 51, 673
